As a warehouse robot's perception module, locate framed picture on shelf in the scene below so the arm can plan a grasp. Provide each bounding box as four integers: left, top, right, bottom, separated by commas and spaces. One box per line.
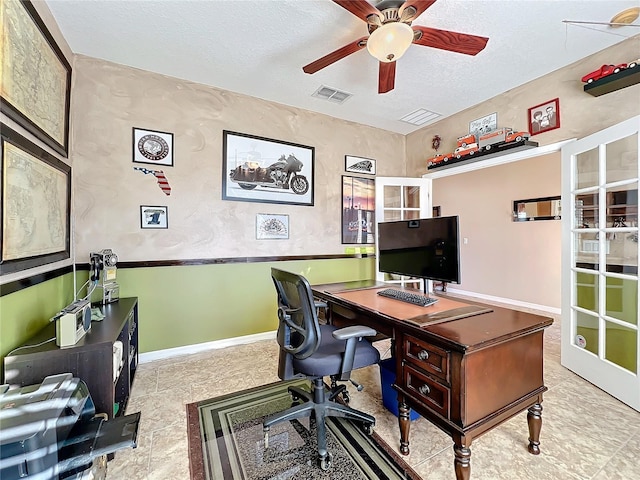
256, 213, 289, 240
140, 205, 168, 229
342, 176, 375, 244
345, 155, 376, 175
528, 98, 560, 136
222, 131, 314, 206
0, 124, 71, 274
133, 128, 174, 166
0, 0, 71, 157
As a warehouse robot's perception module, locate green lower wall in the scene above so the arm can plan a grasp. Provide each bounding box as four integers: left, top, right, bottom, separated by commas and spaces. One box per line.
0, 272, 77, 358
1, 257, 375, 361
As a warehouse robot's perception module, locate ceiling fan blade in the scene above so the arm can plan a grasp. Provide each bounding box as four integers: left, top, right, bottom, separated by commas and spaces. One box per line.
412, 26, 489, 55
399, 0, 438, 22
379, 62, 396, 94
332, 0, 383, 23
303, 37, 368, 74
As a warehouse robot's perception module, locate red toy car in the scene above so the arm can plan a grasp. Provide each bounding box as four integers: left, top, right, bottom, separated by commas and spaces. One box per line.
581, 64, 627, 83
427, 152, 453, 167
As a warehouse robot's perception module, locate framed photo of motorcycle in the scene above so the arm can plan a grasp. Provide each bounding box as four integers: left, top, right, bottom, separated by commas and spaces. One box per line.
222, 131, 314, 206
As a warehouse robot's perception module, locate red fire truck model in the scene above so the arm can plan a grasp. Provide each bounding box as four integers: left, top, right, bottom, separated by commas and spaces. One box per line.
428, 126, 532, 168
457, 127, 529, 152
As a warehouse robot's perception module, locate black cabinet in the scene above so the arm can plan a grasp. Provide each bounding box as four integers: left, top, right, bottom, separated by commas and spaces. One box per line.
3, 298, 139, 419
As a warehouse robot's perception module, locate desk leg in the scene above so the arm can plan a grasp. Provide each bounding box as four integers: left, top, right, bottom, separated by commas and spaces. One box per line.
453, 442, 471, 480
398, 400, 411, 455
527, 403, 543, 455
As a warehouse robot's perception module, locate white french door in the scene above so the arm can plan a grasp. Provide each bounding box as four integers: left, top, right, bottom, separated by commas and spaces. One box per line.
375, 177, 431, 288
561, 116, 639, 411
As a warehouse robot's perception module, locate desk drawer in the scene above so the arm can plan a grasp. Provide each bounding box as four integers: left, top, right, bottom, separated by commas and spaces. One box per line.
403, 363, 450, 418
403, 334, 449, 382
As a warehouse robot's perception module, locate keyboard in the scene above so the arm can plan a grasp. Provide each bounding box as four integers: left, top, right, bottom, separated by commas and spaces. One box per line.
377, 288, 438, 307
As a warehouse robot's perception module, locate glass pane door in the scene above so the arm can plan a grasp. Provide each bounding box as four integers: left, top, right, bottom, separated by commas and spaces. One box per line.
375, 177, 431, 288
562, 116, 639, 411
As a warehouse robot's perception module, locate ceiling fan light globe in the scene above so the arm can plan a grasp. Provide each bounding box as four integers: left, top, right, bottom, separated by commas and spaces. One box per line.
366, 22, 413, 63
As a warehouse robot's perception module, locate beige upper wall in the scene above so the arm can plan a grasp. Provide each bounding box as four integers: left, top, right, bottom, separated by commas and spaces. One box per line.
406, 35, 639, 308
434, 153, 562, 307
71, 56, 405, 262
73, 35, 637, 267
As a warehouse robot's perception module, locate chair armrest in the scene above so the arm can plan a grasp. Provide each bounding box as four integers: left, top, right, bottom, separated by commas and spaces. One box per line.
333, 326, 378, 382
332, 325, 377, 340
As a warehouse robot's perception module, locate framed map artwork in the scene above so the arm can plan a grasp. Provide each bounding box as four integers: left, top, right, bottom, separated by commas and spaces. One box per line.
0, 124, 71, 275
0, 0, 72, 157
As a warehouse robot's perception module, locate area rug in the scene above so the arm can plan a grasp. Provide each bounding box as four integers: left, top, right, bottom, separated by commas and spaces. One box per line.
186, 379, 421, 480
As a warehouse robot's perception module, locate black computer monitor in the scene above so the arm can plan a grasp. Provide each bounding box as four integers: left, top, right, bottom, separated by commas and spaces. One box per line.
377, 216, 461, 285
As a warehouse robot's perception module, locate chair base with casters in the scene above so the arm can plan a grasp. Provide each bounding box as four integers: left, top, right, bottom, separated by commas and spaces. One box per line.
264, 268, 380, 471
263, 376, 375, 470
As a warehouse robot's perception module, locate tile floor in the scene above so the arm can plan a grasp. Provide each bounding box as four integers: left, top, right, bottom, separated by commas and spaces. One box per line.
107, 298, 640, 479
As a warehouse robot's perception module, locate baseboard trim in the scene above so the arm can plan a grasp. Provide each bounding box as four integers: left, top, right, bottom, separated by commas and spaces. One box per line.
443, 288, 561, 316
139, 330, 276, 364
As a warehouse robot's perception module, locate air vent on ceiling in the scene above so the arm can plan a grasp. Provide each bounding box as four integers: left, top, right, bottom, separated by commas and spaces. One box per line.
312, 85, 352, 104
400, 108, 441, 126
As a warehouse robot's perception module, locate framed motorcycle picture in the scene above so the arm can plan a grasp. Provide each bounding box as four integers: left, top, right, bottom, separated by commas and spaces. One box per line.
222, 131, 314, 206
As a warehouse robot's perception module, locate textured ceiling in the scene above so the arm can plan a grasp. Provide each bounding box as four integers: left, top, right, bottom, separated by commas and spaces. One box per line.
46, 0, 640, 134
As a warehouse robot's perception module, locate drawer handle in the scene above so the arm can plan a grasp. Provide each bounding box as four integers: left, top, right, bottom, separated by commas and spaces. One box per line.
419, 384, 431, 395
417, 350, 429, 361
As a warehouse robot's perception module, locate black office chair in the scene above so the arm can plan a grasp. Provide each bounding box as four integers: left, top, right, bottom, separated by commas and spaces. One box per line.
263, 268, 380, 470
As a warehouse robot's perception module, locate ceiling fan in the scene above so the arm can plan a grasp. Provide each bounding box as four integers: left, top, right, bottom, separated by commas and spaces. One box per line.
303, 0, 489, 94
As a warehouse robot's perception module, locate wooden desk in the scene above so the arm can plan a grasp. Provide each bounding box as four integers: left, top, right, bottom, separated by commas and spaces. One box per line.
312, 281, 553, 480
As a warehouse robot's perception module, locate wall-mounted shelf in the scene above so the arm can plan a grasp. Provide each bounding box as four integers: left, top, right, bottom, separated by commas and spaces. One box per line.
583, 64, 640, 97
423, 139, 576, 179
